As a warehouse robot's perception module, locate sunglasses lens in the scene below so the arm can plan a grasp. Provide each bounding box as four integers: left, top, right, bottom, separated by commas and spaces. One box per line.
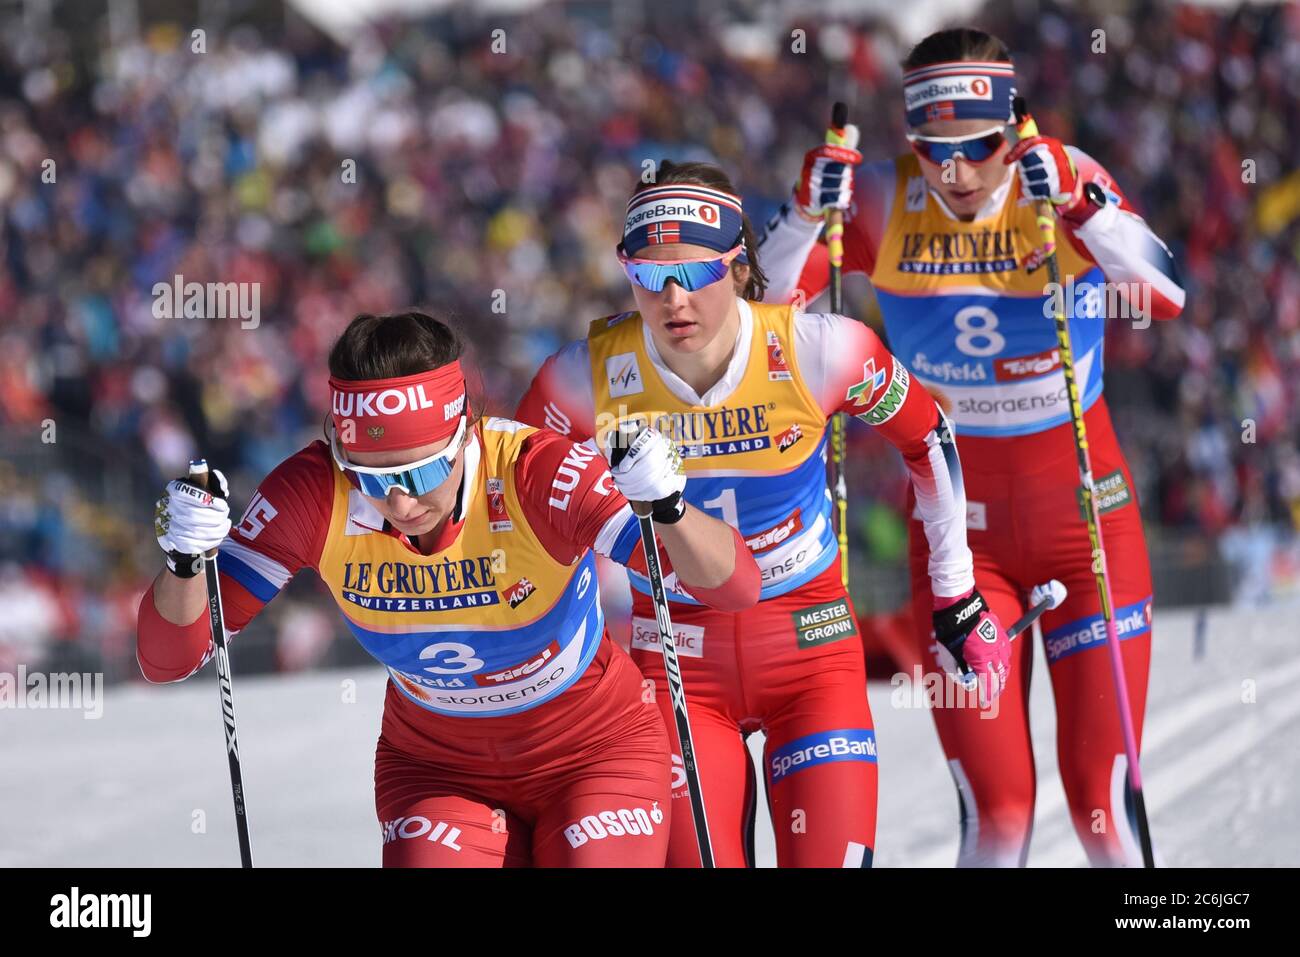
909, 139, 938, 163
352, 456, 457, 498
911, 131, 1005, 164
623, 257, 731, 292
963, 131, 1006, 162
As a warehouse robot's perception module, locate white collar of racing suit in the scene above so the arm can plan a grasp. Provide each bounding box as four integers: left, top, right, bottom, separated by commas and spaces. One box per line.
639, 297, 754, 408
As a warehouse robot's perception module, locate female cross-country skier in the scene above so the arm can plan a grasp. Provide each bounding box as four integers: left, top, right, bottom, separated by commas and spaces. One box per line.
758, 27, 1185, 866
516, 161, 1007, 867
138, 310, 761, 867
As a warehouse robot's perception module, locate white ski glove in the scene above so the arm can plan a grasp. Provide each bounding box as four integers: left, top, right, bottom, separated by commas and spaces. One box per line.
155, 469, 231, 577
607, 426, 687, 523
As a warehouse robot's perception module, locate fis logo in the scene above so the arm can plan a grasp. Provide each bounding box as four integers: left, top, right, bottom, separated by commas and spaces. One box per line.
606, 352, 643, 398
776, 423, 803, 453
503, 577, 536, 609
905, 176, 927, 212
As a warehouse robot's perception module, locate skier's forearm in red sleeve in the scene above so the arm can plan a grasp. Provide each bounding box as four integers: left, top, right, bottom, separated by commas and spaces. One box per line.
136, 575, 264, 682
797, 311, 974, 598
1057, 147, 1185, 321
515, 428, 759, 609
135, 443, 333, 683
656, 522, 760, 611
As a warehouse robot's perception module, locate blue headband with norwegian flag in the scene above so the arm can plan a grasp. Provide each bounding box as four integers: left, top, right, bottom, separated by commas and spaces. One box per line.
622, 184, 746, 257
902, 60, 1017, 128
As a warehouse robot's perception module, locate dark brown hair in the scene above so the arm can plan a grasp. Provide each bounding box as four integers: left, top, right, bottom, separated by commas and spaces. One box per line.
631, 160, 769, 301
328, 311, 483, 421
902, 28, 1011, 70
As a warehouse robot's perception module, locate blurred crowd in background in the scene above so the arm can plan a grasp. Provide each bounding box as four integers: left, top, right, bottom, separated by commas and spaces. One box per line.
1, 0, 1298, 679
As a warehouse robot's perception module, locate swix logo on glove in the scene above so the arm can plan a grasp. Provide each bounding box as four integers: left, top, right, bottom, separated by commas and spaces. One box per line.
954, 594, 986, 624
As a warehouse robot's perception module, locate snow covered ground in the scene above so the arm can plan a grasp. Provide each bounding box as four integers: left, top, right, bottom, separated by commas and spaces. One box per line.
2, 605, 1295, 867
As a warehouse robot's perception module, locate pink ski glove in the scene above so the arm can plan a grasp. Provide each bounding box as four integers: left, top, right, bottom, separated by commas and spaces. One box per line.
932, 587, 1011, 705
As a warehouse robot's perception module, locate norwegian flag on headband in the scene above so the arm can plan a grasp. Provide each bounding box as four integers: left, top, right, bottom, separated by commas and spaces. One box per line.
646, 222, 681, 245
926, 102, 957, 121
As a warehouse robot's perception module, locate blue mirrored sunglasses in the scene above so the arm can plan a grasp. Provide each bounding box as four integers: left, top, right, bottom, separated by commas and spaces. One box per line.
328, 416, 467, 498
617, 244, 742, 293
905, 126, 1007, 165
